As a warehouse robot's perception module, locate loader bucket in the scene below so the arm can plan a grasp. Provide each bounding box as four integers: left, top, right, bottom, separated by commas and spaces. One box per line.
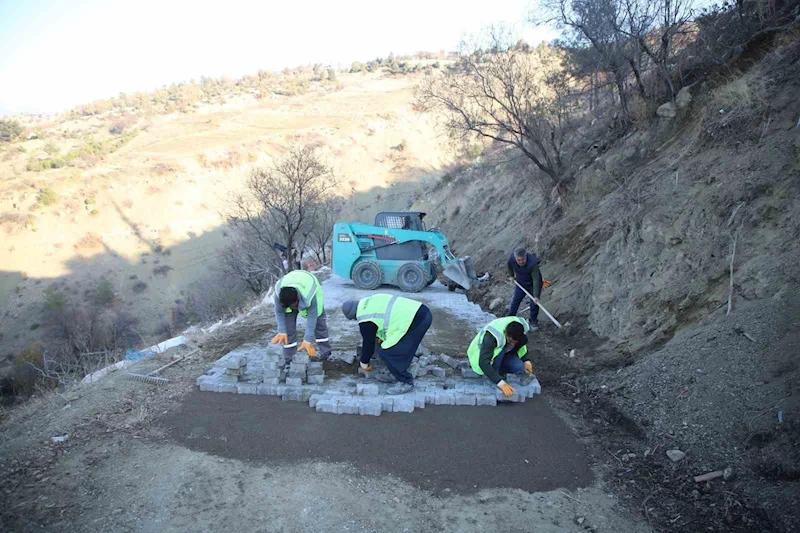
443, 256, 477, 290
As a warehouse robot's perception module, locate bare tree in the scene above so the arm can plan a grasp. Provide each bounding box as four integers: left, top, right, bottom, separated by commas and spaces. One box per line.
415, 30, 580, 191
225, 145, 337, 277
538, 0, 645, 118
304, 195, 344, 265
618, 0, 695, 101
219, 231, 277, 294
536, 0, 695, 111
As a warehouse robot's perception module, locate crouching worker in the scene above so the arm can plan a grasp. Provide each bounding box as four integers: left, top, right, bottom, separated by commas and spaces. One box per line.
271, 270, 332, 365
341, 295, 432, 395
467, 317, 534, 397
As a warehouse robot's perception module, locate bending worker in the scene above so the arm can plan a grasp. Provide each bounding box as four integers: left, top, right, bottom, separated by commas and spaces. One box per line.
341, 294, 432, 395
467, 316, 534, 397
271, 269, 332, 365
507, 247, 545, 331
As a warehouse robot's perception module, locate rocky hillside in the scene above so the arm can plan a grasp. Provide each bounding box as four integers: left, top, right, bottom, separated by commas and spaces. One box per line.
416, 38, 800, 355
398, 36, 800, 531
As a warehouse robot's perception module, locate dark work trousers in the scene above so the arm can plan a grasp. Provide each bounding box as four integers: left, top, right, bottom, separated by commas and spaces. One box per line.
491, 347, 526, 376
377, 305, 432, 384
282, 309, 332, 364
508, 282, 543, 324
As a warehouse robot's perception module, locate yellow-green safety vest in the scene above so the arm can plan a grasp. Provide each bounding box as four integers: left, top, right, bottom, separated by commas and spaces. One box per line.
276, 270, 323, 317
357, 294, 422, 349
467, 316, 529, 375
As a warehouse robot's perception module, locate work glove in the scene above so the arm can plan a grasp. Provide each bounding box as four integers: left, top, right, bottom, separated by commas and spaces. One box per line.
542, 280, 551, 289
299, 341, 317, 357
524, 361, 534, 374
359, 362, 373, 372
497, 380, 516, 397
271, 333, 288, 345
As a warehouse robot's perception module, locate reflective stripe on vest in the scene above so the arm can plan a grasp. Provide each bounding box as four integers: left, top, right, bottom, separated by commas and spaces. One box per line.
356, 294, 422, 350
276, 270, 323, 317
467, 317, 529, 375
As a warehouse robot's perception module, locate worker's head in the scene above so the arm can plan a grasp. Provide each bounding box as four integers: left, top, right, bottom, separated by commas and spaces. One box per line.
341, 300, 359, 321
514, 247, 527, 266
279, 287, 300, 309
504, 321, 525, 346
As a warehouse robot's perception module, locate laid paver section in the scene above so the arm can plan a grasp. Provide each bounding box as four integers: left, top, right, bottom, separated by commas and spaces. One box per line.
196, 342, 541, 416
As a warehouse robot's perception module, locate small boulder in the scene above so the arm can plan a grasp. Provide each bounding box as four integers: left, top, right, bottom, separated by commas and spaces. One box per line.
657, 102, 677, 118
676, 86, 693, 109
489, 297, 504, 311
666, 449, 686, 462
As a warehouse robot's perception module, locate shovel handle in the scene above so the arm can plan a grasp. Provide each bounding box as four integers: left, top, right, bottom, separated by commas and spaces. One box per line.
512, 280, 562, 329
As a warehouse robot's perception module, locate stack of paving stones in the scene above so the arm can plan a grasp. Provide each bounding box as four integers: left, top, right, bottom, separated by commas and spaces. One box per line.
196, 342, 541, 416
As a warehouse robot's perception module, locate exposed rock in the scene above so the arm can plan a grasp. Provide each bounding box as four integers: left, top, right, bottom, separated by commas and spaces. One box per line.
676, 86, 693, 109
489, 297, 504, 310
657, 102, 677, 118
666, 449, 686, 462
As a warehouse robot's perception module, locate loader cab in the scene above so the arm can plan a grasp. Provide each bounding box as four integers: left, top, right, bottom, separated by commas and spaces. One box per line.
373, 211, 428, 261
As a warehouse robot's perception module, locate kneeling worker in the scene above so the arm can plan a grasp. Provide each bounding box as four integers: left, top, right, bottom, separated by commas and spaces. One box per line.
341, 294, 432, 395
271, 270, 332, 365
467, 317, 534, 397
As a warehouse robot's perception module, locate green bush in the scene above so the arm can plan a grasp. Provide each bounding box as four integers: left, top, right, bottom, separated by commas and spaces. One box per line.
37, 187, 58, 206
43, 141, 59, 155
43, 287, 66, 313
93, 279, 115, 307
0, 119, 23, 143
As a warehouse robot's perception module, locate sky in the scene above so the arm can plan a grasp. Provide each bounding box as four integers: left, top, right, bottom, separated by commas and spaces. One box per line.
0, 0, 557, 115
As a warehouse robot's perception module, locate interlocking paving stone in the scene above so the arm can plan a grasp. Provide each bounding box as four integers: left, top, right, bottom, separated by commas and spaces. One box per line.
199, 341, 541, 416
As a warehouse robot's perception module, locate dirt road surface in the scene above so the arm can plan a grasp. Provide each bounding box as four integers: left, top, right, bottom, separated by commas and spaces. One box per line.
1, 276, 646, 532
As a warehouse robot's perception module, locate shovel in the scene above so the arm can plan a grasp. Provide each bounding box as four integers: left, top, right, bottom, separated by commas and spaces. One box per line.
511, 280, 562, 329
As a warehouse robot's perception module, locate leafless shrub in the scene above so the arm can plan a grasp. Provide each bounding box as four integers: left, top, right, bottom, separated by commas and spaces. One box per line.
109, 114, 137, 134
19, 286, 141, 386
416, 29, 581, 194
184, 275, 252, 324
152, 265, 173, 276
132, 280, 148, 293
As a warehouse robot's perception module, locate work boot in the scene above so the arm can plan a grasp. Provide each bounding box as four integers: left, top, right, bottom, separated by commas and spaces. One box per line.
529, 321, 539, 332
386, 382, 414, 395
373, 370, 397, 383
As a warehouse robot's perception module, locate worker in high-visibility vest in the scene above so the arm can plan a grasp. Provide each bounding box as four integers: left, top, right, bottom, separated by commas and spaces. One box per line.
467, 316, 533, 398
341, 294, 432, 395
271, 270, 332, 365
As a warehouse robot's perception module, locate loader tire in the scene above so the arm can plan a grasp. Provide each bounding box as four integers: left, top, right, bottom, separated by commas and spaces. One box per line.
352, 261, 382, 290
397, 262, 427, 293
426, 263, 437, 286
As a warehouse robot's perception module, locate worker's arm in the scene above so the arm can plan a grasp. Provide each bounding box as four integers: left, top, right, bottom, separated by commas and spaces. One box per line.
506, 256, 515, 279
510, 334, 531, 362
302, 294, 319, 342
531, 264, 543, 299
478, 335, 505, 385
359, 322, 378, 364
273, 292, 287, 333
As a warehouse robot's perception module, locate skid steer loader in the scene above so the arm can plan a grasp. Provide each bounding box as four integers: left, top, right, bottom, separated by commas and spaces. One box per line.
331, 211, 477, 293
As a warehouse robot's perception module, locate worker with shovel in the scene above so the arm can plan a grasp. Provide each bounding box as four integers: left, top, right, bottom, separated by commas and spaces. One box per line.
271, 270, 332, 365
506, 247, 547, 331
467, 316, 534, 397
341, 295, 432, 395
